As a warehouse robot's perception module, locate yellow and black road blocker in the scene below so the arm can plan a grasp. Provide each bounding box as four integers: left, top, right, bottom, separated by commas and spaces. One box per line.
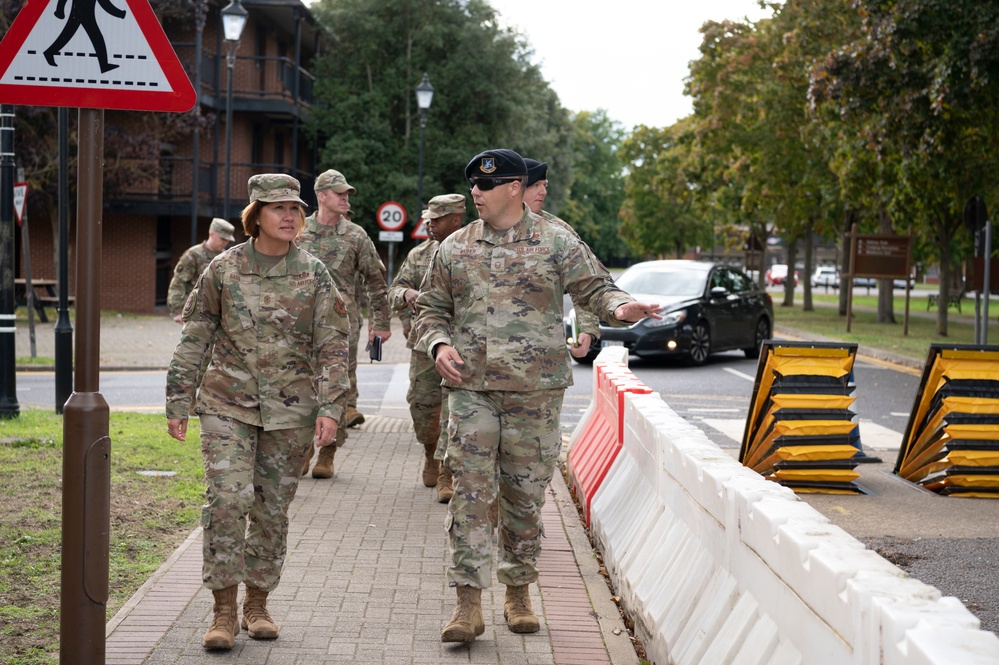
895, 345, 999, 498
740, 341, 872, 494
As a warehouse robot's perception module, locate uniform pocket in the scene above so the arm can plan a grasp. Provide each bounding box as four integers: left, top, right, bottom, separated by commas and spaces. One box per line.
540, 429, 562, 463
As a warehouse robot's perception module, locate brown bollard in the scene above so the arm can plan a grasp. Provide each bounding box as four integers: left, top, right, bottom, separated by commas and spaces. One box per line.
59, 393, 110, 663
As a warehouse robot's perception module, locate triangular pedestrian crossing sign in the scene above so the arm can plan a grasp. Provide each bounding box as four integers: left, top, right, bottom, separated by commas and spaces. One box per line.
412, 218, 428, 240
0, 0, 196, 112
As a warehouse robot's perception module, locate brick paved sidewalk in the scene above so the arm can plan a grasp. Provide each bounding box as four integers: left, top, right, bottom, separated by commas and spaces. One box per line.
105, 416, 638, 665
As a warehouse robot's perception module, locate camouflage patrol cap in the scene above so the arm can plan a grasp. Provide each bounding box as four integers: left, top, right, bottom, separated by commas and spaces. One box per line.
247, 174, 308, 206
314, 169, 356, 194
524, 158, 549, 186
426, 193, 466, 219
209, 217, 235, 241
464, 148, 527, 180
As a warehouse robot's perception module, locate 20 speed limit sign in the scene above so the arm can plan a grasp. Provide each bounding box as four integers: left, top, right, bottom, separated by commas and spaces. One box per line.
376, 201, 407, 232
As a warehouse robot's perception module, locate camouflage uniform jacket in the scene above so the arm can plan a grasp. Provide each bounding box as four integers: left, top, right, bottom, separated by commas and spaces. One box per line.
414, 205, 635, 392
166, 241, 221, 317
388, 239, 437, 349
540, 210, 602, 340
165, 239, 351, 430
297, 214, 391, 331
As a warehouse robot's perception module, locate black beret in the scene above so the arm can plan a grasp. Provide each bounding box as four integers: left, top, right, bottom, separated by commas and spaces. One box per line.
524, 158, 548, 186
464, 148, 527, 181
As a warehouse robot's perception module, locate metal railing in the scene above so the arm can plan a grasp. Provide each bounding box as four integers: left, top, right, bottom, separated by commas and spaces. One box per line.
170, 46, 315, 106
111, 158, 316, 209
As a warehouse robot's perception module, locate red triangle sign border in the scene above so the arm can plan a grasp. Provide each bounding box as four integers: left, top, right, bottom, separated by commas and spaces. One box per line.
0, 0, 197, 112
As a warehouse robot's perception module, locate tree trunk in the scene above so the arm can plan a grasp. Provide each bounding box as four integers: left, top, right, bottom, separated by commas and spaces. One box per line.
937, 243, 950, 336
803, 221, 814, 312
877, 210, 895, 323
838, 209, 853, 316
782, 237, 797, 308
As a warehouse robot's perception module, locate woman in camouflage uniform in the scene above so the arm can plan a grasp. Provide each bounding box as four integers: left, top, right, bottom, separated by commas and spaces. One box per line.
166, 174, 351, 651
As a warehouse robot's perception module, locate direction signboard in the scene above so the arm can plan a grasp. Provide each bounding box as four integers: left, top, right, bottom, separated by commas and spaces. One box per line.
12, 182, 27, 227
853, 234, 911, 279
0, 0, 196, 112
376, 201, 407, 232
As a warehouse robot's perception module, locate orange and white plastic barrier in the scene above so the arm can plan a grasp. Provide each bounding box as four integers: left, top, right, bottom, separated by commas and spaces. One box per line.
576, 347, 999, 665
565, 349, 654, 525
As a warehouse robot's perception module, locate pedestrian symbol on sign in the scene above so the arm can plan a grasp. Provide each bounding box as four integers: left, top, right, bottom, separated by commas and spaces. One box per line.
44, 0, 127, 74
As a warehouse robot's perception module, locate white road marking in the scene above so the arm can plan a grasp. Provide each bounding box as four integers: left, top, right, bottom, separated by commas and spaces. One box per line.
858, 419, 903, 451
688, 407, 742, 413
890, 412, 910, 417
723, 367, 755, 382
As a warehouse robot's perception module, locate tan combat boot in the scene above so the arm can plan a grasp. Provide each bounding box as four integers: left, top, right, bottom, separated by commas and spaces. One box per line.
312, 445, 335, 479
441, 585, 485, 643
504, 584, 540, 633
345, 406, 365, 427
435, 463, 454, 503
422, 443, 439, 487
202, 585, 239, 650
300, 445, 315, 477
240, 586, 279, 639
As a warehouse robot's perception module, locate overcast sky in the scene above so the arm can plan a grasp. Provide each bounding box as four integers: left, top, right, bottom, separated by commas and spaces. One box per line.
488, 0, 774, 130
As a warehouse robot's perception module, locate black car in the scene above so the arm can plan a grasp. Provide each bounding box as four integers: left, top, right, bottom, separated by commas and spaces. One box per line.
567, 260, 774, 365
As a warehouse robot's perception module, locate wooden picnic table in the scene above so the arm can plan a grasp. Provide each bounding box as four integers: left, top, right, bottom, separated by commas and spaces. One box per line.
14, 278, 73, 323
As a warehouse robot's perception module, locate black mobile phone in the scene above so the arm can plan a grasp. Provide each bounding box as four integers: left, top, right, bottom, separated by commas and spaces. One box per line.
367, 335, 383, 362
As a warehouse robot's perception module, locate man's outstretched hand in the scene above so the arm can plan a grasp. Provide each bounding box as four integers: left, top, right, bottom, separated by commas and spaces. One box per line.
614, 302, 663, 323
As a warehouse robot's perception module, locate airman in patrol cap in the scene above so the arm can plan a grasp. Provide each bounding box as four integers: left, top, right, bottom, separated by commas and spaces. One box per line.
297, 169, 393, 479
166, 172, 350, 651
166, 217, 236, 323
388, 193, 466, 500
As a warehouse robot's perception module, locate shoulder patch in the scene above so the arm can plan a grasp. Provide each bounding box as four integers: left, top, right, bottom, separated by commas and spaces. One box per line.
334, 296, 347, 317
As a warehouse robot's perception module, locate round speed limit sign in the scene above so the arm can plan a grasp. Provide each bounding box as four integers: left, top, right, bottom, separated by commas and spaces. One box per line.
376, 201, 407, 232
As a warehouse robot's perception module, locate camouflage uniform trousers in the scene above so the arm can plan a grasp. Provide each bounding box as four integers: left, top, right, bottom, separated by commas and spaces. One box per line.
408, 349, 444, 452
443, 388, 564, 589
199, 414, 314, 592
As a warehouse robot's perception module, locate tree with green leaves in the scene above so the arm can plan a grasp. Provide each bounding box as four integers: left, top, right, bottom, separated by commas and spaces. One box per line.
618, 118, 713, 260
810, 0, 999, 335
559, 110, 629, 264
307, 0, 574, 240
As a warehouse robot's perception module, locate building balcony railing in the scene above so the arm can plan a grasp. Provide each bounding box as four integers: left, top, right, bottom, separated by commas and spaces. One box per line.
173, 45, 315, 110
109, 157, 318, 213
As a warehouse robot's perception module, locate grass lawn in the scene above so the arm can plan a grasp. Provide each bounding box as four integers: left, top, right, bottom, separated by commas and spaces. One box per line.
773, 304, 979, 361
0, 411, 203, 665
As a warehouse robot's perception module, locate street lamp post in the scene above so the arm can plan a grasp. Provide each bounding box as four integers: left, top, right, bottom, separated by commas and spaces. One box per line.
221, 0, 248, 222
415, 72, 434, 215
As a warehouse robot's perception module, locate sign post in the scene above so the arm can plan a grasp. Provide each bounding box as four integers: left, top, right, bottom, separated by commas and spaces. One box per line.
0, 1, 196, 660
14, 179, 37, 358
377, 201, 407, 285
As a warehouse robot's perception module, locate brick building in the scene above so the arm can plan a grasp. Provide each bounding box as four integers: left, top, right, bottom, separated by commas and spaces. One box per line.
14, 0, 324, 313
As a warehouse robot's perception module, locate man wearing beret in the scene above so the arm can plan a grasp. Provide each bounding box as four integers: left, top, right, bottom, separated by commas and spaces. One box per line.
167, 217, 235, 323
388, 193, 466, 502
414, 148, 662, 643
523, 157, 603, 360
297, 169, 392, 480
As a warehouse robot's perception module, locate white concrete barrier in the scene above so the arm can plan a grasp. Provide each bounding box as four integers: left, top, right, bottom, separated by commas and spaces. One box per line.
585, 352, 999, 665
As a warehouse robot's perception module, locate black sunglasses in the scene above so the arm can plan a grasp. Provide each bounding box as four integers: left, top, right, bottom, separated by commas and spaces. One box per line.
468, 177, 520, 192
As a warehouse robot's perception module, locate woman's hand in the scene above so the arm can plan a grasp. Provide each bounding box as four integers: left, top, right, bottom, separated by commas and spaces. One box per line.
314, 416, 337, 447
167, 418, 188, 441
